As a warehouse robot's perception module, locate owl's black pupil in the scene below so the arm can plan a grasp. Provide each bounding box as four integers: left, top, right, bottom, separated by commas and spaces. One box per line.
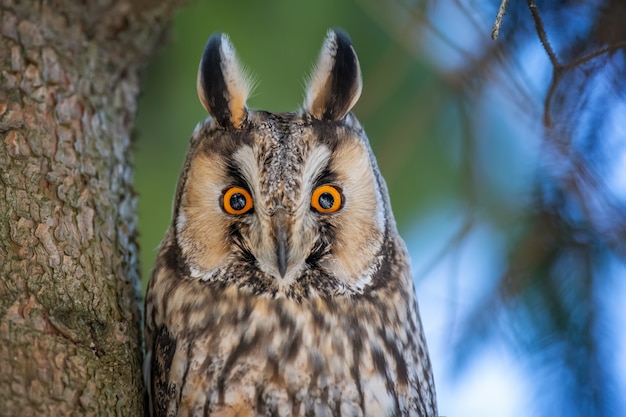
230, 193, 247, 211
318, 192, 335, 210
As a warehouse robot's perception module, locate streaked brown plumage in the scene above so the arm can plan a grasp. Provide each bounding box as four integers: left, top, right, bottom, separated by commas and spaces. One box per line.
144, 29, 438, 417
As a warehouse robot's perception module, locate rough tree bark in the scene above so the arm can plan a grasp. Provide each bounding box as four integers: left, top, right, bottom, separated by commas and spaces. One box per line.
0, 1, 184, 415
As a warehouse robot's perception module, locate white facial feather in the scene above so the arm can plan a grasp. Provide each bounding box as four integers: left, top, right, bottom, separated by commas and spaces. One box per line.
301, 145, 332, 199
233, 145, 261, 206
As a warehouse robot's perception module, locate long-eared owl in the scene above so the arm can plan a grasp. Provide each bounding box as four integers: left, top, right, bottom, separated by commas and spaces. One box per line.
144, 29, 438, 417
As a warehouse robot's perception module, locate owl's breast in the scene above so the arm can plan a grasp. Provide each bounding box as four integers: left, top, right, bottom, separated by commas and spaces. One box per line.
152, 283, 425, 417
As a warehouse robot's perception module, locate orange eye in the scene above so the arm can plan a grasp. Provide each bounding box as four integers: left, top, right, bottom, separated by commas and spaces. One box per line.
311, 185, 343, 213
222, 187, 254, 215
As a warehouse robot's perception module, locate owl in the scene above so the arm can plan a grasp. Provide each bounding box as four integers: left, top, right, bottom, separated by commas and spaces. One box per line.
144, 29, 438, 417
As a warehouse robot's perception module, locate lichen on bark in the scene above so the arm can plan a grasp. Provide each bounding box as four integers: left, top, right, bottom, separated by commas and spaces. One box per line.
0, 1, 183, 415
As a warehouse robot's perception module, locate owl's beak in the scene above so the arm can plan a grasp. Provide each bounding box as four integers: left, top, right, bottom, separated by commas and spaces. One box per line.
273, 209, 290, 278
276, 229, 288, 278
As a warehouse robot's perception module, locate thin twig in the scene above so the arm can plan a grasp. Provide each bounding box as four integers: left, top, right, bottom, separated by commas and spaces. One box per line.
452, 0, 543, 120
491, 0, 510, 40
564, 40, 626, 71
529, 0, 626, 126
526, 0, 562, 125
526, 0, 560, 68
543, 72, 561, 126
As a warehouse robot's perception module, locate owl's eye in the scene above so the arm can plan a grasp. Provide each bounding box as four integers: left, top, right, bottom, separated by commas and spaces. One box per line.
311, 185, 343, 213
222, 187, 254, 215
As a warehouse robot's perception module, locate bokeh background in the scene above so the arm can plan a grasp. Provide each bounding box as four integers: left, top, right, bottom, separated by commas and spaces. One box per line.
134, 1, 626, 416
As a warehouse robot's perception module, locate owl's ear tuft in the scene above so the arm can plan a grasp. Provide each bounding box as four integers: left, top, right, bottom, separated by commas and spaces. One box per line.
304, 29, 362, 121
197, 33, 252, 129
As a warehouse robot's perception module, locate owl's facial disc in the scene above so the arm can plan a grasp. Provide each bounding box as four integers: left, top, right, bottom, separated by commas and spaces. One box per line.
177, 118, 388, 294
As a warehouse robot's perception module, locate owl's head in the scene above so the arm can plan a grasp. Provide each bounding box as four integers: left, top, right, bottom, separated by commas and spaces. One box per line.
172, 29, 399, 298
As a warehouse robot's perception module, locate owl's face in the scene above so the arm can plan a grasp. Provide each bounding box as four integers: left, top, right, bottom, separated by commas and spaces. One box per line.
173, 31, 391, 298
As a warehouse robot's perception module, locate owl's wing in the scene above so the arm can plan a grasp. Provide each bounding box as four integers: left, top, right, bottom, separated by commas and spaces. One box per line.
149, 326, 180, 417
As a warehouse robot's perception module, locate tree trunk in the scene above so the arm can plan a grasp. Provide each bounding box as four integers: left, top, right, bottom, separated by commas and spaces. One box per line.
0, 1, 184, 415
